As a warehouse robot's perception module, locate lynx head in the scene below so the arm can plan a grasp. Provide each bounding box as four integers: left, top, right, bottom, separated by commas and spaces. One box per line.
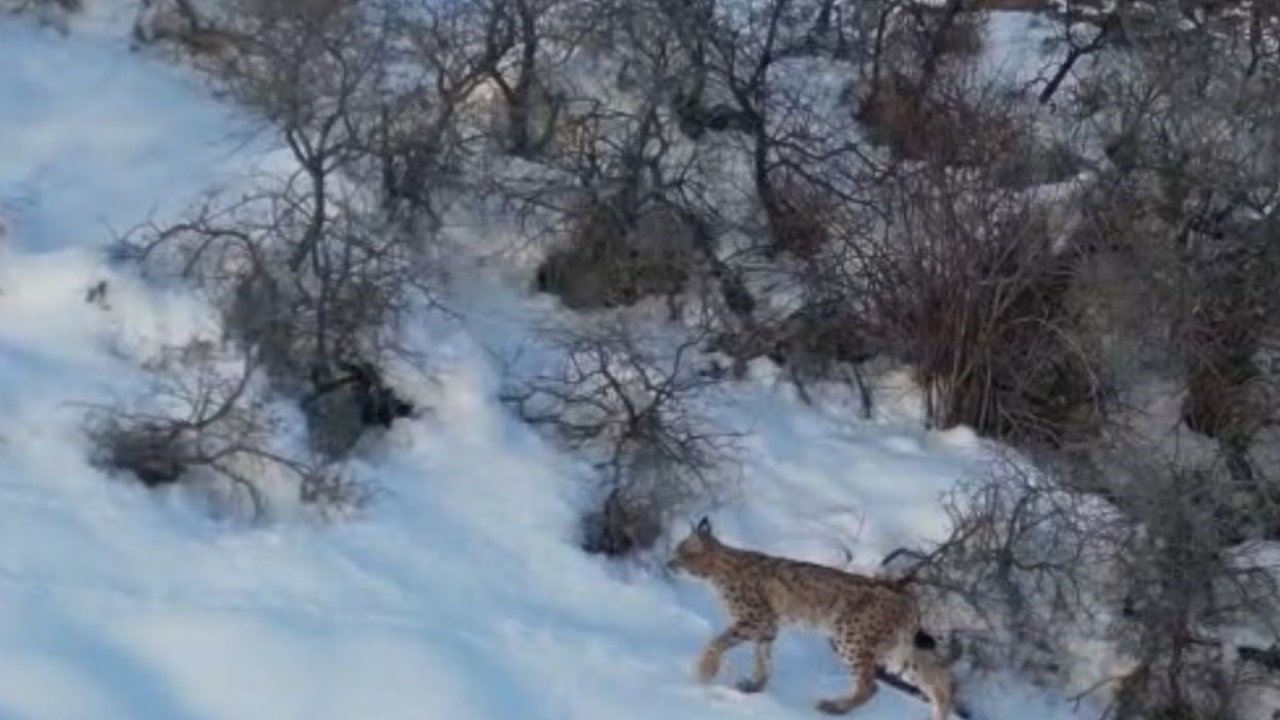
667, 517, 720, 577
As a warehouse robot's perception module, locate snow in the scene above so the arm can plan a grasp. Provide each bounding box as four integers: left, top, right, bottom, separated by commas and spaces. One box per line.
980, 11, 1059, 91
0, 5, 1102, 720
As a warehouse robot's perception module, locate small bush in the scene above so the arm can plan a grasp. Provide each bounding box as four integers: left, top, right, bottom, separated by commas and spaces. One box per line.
85, 341, 367, 519
763, 173, 834, 260
856, 73, 938, 162
857, 75, 1055, 181
89, 417, 193, 488
1104, 459, 1280, 720
895, 454, 1118, 679
119, 180, 423, 461
580, 486, 666, 557
906, 446, 1280, 718
3, 0, 82, 13
301, 360, 415, 460
839, 166, 1105, 446
707, 299, 877, 411
534, 200, 696, 310
935, 11, 986, 60
132, 0, 240, 62
2, 0, 82, 34
503, 320, 738, 557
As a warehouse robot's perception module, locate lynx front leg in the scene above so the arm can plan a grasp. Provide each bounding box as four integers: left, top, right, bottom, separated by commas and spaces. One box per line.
736, 636, 774, 693
696, 624, 750, 683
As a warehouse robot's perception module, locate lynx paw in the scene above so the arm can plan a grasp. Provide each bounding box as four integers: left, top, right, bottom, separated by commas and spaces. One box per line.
696, 655, 720, 684
817, 698, 854, 715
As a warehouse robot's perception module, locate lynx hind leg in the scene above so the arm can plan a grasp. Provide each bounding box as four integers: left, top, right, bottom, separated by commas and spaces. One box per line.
904, 647, 955, 720
819, 630, 880, 715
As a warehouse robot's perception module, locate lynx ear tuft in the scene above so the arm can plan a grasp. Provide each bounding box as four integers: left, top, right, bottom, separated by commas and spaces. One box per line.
695, 516, 712, 537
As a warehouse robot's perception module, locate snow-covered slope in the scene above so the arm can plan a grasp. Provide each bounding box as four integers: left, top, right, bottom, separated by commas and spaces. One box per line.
0, 6, 1094, 720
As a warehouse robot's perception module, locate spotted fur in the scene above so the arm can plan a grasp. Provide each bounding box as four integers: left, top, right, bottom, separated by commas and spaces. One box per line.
668, 518, 954, 719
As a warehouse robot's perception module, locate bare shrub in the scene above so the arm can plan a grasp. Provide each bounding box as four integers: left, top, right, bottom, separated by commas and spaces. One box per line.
1097, 454, 1280, 720
3, 0, 82, 34
838, 82, 1100, 442
857, 72, 1052, 179
855, 71, 940, 161
118, 183, 422, 454
508, 69, 716, 315
971, 0, 1052, 9
762, 170, 835, 261
4, 0, 81, 12
131, 0, 240, 63
117, 0, 495, 468
707, 296, 878, 414
1175, 216, 1280, 488
932, 9, 986, 60
208, 0, 482, 229
1058, 5, 1280, 488
839, 164, 1105, 447
118, 0, 434, 441
888, 453, 1119, 680
534, 200, 697, 311
84, 340, 368, 519
502, 320, 738, 556
301, 360, 416, 459
2, 0, 82, 13
897, 439, 1280, 719
375, 0, 517, 226
1054, 149, 1280, 713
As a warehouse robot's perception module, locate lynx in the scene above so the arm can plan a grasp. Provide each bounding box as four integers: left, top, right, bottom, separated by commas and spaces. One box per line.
668, 518, 955, 719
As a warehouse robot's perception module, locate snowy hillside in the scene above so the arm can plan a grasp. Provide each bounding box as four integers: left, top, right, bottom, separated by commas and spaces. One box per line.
1, 3, 1106, 720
